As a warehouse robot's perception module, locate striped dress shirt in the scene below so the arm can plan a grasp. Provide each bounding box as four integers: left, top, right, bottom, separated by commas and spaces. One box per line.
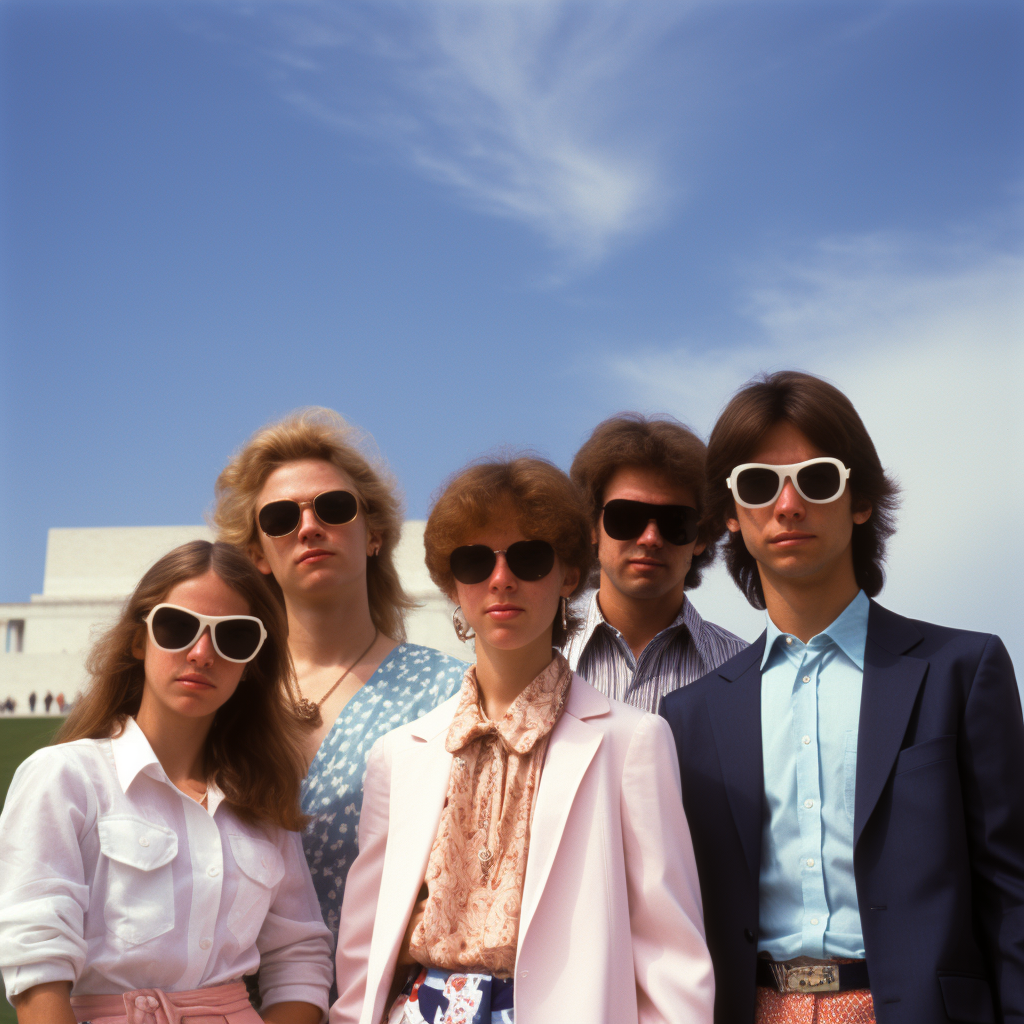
562, 590, 749, 713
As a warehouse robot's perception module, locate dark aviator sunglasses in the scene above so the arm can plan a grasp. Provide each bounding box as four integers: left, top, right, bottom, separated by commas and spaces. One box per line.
257, 489, 359, 538
449, 540, 556, 585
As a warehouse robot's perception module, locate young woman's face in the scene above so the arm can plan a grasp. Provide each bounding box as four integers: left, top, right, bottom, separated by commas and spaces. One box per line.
137, 570, 252, 725
453, 523, 579, 655
252, 458, 380, 603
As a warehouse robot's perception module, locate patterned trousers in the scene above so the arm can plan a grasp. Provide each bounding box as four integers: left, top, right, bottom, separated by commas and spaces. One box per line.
755, 985, 876, 1024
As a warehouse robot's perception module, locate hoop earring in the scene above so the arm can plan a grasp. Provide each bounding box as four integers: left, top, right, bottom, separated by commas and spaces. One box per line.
452, 606, 476, 643
560, 596, 567, 631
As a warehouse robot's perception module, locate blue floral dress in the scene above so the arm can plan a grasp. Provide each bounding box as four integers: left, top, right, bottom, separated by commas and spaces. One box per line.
301, 643, 467, 950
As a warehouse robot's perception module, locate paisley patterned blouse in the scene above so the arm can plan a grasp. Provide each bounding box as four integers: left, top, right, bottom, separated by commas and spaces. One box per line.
409, 653, 573, 977
301, 643, 466, 949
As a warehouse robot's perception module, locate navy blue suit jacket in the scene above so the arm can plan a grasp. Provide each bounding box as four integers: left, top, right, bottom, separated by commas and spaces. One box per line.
660, 600, 1024, 1024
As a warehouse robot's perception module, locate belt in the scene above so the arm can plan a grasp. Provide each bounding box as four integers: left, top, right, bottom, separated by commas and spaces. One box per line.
756, 957, 869, 994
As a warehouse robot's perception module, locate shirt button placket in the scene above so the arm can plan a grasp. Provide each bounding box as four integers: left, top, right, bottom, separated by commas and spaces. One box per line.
795, 658, 826, 956
182, 799, 224, 987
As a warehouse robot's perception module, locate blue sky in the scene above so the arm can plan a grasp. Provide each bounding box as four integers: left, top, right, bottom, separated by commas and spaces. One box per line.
2, 1, 1022, 667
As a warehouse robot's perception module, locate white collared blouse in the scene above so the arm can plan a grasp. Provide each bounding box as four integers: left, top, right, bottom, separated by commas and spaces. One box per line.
0, 718, 333, 1017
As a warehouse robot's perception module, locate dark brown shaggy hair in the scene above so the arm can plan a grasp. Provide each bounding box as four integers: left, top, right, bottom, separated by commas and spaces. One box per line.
706, 371, 900, 609
57, 540, 309, 832
570, 413, 714, 589
213, 407, 414, 642
424, 457, 594, 647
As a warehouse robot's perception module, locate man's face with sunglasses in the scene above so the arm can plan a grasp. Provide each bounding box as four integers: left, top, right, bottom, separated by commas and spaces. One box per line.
725, 421, 871, 587
596, 466, 706, 606
252, 458, 379, 597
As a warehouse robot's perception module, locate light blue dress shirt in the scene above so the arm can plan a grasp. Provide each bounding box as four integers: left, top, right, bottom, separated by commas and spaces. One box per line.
758, 590, 869, 960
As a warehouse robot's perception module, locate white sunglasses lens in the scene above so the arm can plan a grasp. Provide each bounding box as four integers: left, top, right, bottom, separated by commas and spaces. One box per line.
796, 461, 842, 501
735, 467, 782, 506
151, 607, 200, 650
214, 619, 263, 661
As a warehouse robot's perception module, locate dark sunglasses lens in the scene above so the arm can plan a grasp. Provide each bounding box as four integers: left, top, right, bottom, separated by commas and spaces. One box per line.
796, 461, 841, 501
450, 545, 497, 585
654, 506, 699, 546
258, 500, 301, 537
735, 468, 781, 506
602, 500, 647, 541
505, 540, 556, 581
151, 607, 200, 650
313, 490, 358, 525
214, 619, 262, 661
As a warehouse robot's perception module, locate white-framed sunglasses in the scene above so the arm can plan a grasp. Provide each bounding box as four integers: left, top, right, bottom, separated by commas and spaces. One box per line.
726, 457, 851, 509
143, 604, 268, 663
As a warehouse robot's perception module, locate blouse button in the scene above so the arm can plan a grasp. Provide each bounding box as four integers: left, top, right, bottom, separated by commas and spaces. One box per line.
478, 849, 492, 863
199, 938, 212, 950
208, 865, 220, 877
138, 836, 150, 847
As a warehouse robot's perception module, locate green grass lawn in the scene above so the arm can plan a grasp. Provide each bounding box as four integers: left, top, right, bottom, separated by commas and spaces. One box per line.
1, 717, 64, 1024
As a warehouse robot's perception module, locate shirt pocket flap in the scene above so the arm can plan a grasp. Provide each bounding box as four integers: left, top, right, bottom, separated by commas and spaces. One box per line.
228, 834, 285, 889
98, 815, 178, 870
894, 734, 957, 775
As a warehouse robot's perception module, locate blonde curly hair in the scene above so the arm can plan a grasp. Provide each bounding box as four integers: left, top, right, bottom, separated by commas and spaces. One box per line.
212, 407, 414, 641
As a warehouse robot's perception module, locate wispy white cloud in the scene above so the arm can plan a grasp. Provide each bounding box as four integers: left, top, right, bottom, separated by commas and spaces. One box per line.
234, 0, 697, 263
605, 230, 1024, 672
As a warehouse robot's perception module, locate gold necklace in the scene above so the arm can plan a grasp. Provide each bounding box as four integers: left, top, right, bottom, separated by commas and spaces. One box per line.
295, 629, 379, 728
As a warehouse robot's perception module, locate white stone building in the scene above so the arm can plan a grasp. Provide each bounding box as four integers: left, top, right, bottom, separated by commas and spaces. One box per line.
0, 523, 467, 715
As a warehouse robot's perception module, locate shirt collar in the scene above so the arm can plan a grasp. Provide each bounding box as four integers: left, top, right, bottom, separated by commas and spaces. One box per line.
111, 716, 163, 793
587, 589, 691, 643
761, 589, 870, 671
111, 716, 226, 816
446, 652, 573, 756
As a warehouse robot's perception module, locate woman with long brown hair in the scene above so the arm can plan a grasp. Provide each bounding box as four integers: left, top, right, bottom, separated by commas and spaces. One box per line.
0, 541, 332, 1024
213, 409, 465, 956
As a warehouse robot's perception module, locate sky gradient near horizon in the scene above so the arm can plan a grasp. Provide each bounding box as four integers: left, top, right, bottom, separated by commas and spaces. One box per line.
2, 1, 1022, 671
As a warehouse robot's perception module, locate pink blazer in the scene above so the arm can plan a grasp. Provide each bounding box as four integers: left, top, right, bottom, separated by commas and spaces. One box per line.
330, 673, 715, 1024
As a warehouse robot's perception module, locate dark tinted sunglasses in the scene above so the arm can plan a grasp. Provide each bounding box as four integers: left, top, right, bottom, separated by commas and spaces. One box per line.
449, 540, 556, 585
257, 489, 359, 538
601, 499, 700, 547
144, 604, 267, 663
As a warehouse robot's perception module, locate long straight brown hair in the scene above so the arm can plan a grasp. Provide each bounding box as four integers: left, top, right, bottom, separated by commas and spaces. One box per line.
57, 540, 310, 832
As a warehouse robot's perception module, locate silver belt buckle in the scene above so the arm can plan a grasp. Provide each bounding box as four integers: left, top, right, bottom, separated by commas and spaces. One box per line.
769, 960, 840, 994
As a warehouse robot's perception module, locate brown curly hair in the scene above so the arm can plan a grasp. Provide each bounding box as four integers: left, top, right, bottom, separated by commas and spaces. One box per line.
212, 407, 414, 641
424, 456, 594, 647
570, 413, 715, 589
57, 541, 309, 832
706, 371, 900, 610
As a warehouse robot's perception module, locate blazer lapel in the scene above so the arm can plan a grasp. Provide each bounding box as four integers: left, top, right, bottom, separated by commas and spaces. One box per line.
854, 601, 927, 846
370, 719, 454, 981
704, 636, 766, 881
518, 679, 604, 943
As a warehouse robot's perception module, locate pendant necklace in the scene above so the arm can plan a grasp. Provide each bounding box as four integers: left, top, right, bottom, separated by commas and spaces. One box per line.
296, 628, 379, 728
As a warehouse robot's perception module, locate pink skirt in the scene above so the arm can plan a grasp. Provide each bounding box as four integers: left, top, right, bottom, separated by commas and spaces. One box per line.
70, 981, 260, 1024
